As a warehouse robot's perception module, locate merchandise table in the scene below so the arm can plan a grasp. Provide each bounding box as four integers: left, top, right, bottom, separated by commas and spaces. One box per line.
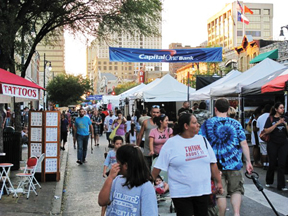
0, 163, 17, 199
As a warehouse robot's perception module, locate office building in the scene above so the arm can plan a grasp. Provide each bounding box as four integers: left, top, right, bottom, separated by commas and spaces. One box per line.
207, 1, 273, 51
87, 23, 162, 94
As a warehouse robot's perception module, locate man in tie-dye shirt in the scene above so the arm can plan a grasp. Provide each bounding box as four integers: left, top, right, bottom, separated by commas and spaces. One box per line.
200, 98, 253, 216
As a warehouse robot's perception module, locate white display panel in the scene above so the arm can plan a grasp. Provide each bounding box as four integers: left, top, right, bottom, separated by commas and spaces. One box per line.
45, 158, 57, 172
45, 143, 58, 157
31, 112, 42, 126
30, 143, 42, 157
46, 128, 58, 142
31, 128, 42, 142
46, 112, 58, 126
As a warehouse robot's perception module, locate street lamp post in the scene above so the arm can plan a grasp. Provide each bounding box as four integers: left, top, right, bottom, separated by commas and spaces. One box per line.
43, 53, 52, 110
279, 25, 288, 37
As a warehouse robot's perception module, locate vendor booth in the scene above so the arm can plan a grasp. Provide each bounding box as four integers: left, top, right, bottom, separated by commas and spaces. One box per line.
189, 69, 241, 100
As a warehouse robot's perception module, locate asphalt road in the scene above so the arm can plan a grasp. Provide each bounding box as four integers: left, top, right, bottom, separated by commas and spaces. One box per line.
62, 134, 288, 216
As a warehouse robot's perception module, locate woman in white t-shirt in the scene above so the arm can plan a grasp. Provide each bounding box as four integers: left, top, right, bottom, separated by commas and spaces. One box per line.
152, 113, 223, 216
149, 113, 173, 158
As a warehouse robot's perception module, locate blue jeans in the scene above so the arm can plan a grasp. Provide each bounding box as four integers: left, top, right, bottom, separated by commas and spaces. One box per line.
76, 135, 89, 162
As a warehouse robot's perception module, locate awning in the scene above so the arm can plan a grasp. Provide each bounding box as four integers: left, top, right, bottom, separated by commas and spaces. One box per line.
249, 49, 278, 64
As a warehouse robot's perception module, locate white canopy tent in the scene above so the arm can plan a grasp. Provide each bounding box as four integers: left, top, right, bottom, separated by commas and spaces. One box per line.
101, 95, 120, 109
119, 83, 146, 99
133, 78, 161, 99
210, 58, 285, 97
189, 70, 241, 100
141, 74, 195, 102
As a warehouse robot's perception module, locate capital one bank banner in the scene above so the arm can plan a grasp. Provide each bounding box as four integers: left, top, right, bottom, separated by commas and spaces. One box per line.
1, 83, 39, 100
109, 47, 222, 63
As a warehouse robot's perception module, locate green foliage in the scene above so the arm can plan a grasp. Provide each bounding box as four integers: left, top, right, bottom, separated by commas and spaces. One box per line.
0, 0, 162, 76
114, 82, 138, 95
46, 74, 91, 106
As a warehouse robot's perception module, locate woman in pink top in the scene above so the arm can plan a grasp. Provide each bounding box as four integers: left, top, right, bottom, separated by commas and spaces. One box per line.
112, 110, 127, 142
149, 113, 173, 158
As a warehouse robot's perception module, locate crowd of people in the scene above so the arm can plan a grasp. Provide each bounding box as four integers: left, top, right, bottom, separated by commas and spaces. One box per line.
6, 99, 286, 216
62, 99, 288, 216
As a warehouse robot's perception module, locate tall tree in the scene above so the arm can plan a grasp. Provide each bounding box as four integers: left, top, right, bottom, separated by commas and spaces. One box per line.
46, 74, 91, 107
0, 0, 162, 75
0, 0, 162, 151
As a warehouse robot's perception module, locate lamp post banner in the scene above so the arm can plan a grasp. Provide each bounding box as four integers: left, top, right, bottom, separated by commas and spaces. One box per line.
1, 83, 39, 100
109, 47, 222, 63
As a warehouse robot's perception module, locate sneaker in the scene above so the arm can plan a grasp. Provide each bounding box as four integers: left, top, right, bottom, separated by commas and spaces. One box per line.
76, 160, 82, 165
281, 187, 288, 191
265, 184, 272, 188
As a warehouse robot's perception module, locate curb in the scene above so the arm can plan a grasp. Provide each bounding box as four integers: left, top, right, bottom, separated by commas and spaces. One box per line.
51, 146, 69, 215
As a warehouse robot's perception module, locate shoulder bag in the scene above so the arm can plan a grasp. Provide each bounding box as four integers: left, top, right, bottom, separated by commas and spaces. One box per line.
109, 123, 121, 140
259, 116, 273, 142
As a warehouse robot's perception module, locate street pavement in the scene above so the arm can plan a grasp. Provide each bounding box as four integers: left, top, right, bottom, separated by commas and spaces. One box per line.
62, 134, 288, 216
1, 133, 288, 216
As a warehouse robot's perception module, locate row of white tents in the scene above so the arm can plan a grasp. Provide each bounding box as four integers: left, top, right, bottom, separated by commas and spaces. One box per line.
190, 58, 286, 100
102, 58, 287, 113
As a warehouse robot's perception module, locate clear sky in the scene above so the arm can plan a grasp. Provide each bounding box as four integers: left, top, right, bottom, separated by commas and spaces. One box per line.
65, 0, 288, 75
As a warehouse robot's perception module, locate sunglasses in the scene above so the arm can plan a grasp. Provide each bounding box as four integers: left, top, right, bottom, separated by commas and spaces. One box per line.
152, 105, 160, 109
160, 114, 166, 117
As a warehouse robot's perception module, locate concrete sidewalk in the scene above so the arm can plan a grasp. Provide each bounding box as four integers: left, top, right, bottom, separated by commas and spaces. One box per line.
0, 144, 68, 216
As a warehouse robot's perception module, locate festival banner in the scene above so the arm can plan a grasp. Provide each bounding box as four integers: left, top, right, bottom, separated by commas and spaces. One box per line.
109, 47, 222, 63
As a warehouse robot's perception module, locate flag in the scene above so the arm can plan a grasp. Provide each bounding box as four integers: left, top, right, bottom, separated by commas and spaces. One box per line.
244, 5, 253, 14
237, 0, 243, 13
237, 11, 249, 25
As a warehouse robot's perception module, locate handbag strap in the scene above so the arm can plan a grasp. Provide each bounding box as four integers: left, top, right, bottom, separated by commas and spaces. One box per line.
114, 123, 121, 130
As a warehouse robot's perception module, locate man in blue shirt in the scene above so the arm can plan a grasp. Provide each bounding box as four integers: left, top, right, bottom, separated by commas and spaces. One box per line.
200, 98, 253, 216
73, 108, 94, 164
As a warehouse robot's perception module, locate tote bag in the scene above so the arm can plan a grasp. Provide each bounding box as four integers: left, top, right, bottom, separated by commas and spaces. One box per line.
109, 123, 120, 140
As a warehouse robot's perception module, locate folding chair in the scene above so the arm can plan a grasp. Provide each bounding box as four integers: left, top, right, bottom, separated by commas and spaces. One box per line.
20, 153, 45, 189
15, 156, 38, 199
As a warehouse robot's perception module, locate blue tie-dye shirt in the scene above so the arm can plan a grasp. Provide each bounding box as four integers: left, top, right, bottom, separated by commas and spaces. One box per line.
200, 117, 246, 170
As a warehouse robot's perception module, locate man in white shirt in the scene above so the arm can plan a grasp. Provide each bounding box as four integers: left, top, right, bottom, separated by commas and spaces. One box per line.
256, 104, 272, 170
104, 110, 117, 147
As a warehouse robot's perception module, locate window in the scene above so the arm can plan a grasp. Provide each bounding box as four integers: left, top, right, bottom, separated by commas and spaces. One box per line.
264, 24, 270, 30
263, 9, 270, 15
109, 62, 112, 65
98, 61, 101, 64
104, 62, 106, 64
98, 66, 101, 70
237, 31, 243, 36
109, 66, 112, 70
249, 16, 261, 22
114, 66, 118, 70
245, 31, 261, 37
129, 66, 132, 70
251, 9, 260, 15
263, 16, 270, 22
104, 66, 107, 70
263, 32, 270, 37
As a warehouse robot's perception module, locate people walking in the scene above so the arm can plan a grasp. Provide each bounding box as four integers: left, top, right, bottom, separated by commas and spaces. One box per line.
193, 101, 212, 126
200, 98, 253, 216
104, 110, 117, 147
98, 144, 158, 216
91, 110, 102, 146
60, 114, 69, 150
152, 113, 222, 216
177, 101, 192, 116
149, 113, 173, 158
111, 110, 127, 142
256, 104, 272, 170
73, 108, 94, 165
137, 105, 160, 169
263, 102, 288, 191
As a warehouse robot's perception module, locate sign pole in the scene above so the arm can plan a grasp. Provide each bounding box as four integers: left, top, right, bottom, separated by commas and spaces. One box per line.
187, 71, 190, 102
